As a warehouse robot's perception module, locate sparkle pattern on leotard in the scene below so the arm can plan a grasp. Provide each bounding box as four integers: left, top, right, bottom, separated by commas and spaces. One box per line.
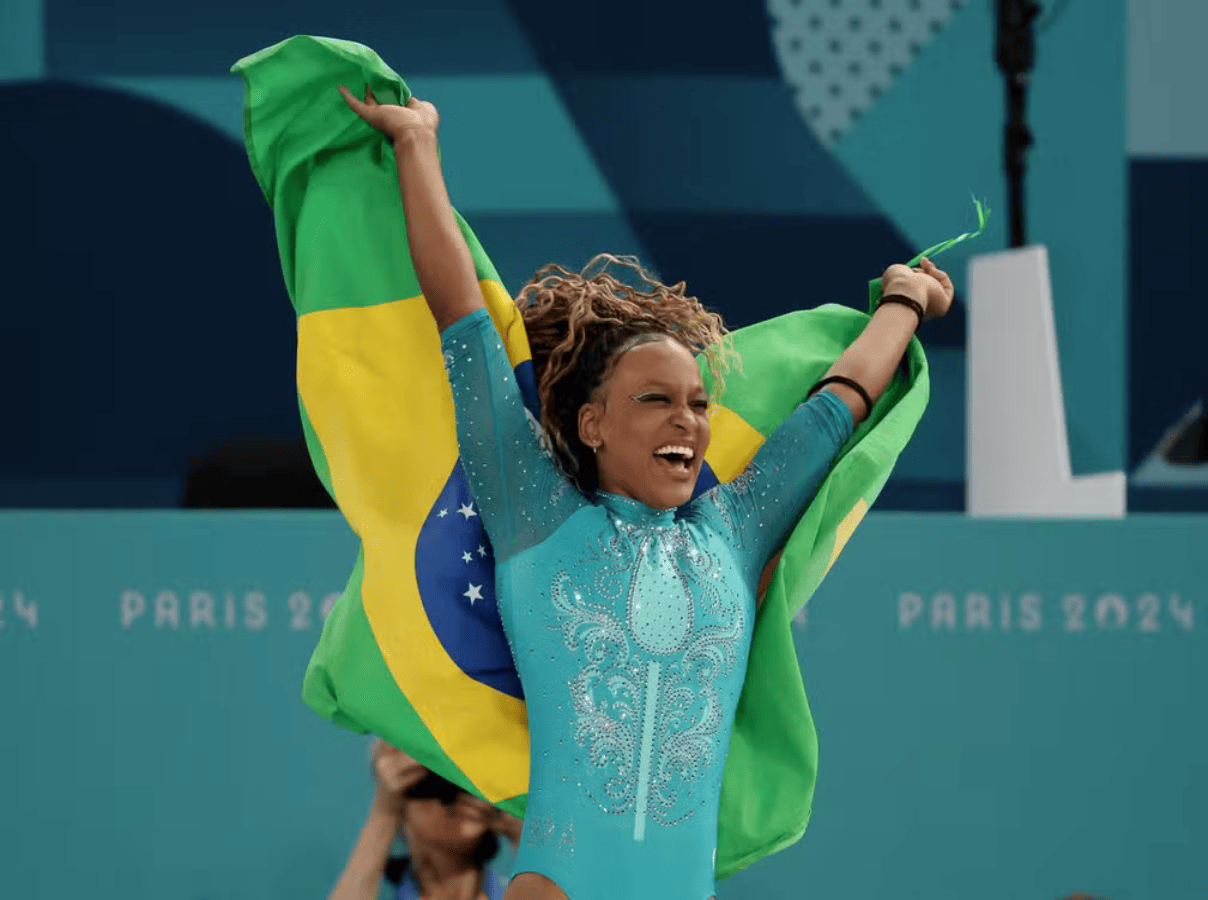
552, 514, 746, 837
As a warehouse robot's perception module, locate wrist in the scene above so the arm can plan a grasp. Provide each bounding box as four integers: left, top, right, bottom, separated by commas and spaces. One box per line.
368, 796, 404, 826
875, 295, 925, 331
388, 127, 438, 153
880, 277, 927, 307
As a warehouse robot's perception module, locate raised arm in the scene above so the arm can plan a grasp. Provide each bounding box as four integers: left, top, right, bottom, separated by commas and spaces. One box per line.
818, 257, 953, 426
340, 86, 584, 559
702, 258, 952, 579
339, 87, 482, 331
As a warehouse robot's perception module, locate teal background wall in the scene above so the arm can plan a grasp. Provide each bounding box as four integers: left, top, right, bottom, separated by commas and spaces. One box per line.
6, 0, 1198, 511
2, 512, 1205, 899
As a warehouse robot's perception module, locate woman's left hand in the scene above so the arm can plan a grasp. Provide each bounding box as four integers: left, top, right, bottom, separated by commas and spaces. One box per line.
881, 257, 955, 321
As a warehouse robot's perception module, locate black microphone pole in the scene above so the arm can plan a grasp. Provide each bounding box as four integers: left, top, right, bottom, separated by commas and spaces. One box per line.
995, 0, 1041, 248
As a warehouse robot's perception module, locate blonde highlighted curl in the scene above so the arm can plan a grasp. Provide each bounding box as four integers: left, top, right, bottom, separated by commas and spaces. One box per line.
514, 253, 740, 495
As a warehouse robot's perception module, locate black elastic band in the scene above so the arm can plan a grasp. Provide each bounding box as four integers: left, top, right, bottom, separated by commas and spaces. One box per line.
877, 293, 925, 329
809, 375, 874, 418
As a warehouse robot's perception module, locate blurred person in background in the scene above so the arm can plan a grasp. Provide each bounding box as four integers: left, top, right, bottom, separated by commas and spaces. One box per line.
331, 739, 522, 900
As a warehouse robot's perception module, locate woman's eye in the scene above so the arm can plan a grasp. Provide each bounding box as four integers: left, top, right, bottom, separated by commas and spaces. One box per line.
635, 393, 706, 410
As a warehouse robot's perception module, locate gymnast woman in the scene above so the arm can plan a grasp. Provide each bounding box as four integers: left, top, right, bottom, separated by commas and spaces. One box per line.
338, 86, 953, 900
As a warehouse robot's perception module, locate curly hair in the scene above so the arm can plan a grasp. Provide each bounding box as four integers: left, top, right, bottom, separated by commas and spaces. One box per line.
515, 253, 739, 495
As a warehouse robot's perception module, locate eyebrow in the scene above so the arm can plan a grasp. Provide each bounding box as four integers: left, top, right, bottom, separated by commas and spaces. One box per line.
632, 384, 708, 397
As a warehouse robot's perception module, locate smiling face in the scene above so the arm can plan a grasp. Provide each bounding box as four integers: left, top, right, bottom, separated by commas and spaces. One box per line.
577, 337, 711, 510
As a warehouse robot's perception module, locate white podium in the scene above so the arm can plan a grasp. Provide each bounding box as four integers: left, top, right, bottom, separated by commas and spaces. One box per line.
966, 246, 1126, 518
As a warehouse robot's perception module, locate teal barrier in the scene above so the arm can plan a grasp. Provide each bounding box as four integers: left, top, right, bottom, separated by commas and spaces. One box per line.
2, 512, 1205, 899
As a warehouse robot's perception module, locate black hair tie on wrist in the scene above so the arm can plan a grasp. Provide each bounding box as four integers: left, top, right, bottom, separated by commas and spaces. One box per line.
877, 293, 925, 330
808, 375, 874, 419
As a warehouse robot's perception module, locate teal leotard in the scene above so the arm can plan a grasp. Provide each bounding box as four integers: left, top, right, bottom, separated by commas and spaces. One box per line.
441, 309, 853, 900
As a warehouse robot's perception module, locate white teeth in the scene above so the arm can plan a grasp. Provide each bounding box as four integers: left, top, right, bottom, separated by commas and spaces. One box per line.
654, 444, 695, 460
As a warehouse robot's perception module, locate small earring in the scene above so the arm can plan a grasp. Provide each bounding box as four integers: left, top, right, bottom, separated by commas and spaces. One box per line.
591, 444, 599, 453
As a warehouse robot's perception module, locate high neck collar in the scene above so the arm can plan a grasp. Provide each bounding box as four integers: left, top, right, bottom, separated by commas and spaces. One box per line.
595, 491, 678, 526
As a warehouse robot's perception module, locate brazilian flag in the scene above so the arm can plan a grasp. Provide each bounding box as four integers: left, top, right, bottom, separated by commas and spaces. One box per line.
232, 36, 984, 878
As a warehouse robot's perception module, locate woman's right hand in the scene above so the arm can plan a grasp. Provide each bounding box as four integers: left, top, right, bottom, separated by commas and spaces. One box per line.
339, 86, 439, 145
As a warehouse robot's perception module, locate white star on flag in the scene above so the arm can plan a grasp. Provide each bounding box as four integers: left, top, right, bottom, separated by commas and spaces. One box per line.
464, 583, 484, 605
462, 551, 473, 563
437, 508, 448, 518
458, 503, 477, 520
477, 544, 488, 557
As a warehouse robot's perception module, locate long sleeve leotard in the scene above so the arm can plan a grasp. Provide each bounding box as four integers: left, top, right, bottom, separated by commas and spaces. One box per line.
441, 309, 853, 900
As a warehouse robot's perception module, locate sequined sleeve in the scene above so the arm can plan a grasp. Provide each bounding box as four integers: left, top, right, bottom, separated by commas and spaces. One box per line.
440, 309, 587, 561
702, 390, 854, 582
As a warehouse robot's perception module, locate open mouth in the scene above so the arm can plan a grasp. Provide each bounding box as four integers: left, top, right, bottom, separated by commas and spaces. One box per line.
653, 444, 696, 473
